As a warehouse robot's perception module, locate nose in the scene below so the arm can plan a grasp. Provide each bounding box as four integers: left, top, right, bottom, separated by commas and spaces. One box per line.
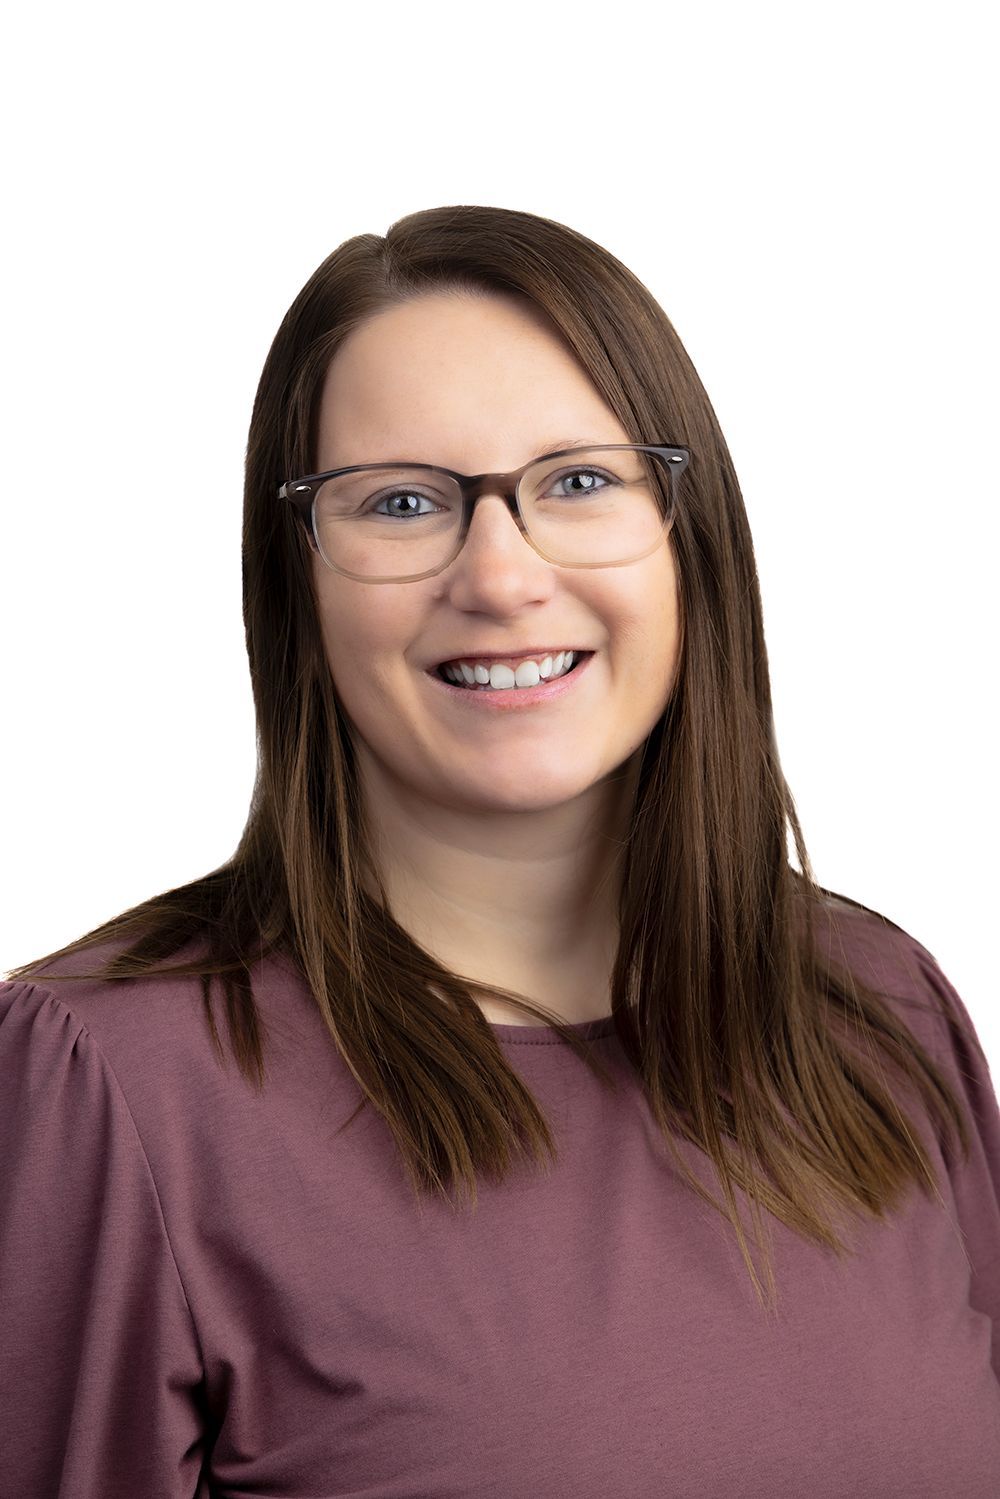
437, 464, 541, 566
461, 488, 529, 551
437, 491, 554, 607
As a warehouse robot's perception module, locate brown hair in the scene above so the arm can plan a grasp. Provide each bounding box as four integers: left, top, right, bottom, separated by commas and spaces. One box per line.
6, 204, 979, 1316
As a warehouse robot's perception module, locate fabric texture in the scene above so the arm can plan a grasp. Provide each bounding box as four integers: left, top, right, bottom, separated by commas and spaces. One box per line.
1, 898, 998, 1497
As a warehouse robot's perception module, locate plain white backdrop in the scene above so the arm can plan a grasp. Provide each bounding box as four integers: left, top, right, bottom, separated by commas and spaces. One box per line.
2, 3, 996, 1070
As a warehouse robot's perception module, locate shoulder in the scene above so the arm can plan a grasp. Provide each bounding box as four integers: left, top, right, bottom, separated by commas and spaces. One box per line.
0, 939, 341, 1225
0, 937, 313, 1102
2, 938, 213, 1075
805, 890, 983, 1071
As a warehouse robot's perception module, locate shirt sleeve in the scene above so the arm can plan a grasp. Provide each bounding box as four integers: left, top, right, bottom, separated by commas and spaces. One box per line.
0, 980, 213, 1498
907, 942, 1000, 1385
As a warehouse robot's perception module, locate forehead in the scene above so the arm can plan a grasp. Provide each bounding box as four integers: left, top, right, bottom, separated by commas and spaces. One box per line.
315, 292, 629, 470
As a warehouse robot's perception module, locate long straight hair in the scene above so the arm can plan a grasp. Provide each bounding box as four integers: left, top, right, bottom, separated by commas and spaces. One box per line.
7, 204, 978, 1316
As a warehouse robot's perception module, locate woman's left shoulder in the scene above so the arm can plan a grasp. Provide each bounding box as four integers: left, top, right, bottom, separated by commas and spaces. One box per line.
805, 890, 983, 1066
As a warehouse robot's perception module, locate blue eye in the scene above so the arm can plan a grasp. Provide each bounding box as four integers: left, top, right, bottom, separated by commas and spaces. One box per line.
364, 465, 614, 520
371, 489, 442, 519
548, 468, 613, 497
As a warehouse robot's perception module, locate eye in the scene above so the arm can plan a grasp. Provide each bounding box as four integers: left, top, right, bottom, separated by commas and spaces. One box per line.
548, 467, 614, 497
370, 488, 443, 519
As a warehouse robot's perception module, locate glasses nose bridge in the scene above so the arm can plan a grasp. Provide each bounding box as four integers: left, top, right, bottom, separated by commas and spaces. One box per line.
463, 467, 529, 530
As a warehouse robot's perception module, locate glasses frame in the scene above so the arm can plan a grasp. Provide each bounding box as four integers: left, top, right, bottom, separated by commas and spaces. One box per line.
278, 443, 690, 584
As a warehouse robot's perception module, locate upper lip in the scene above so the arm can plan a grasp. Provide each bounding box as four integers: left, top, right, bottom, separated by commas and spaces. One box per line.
428, 646, 594, 669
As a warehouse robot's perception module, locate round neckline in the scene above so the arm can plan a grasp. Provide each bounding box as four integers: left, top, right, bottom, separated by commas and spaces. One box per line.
488, 1014, 616, 1044
266, 951, 617, 1045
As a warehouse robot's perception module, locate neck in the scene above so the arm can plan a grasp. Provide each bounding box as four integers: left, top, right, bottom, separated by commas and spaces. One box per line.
355, 750, 640, 1023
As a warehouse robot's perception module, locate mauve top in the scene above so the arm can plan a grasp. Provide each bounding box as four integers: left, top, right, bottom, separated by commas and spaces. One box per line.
1, 898, 998, 1498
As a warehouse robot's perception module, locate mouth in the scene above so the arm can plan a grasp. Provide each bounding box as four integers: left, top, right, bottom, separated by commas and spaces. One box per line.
432, 648, 591, 683
425, 650, 596, 708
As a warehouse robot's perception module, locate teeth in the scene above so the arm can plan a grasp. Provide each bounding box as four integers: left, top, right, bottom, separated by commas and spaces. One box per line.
443, 651, 578, 690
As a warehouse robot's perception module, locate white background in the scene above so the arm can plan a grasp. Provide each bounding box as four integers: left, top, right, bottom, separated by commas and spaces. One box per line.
2, 3, 996, 1070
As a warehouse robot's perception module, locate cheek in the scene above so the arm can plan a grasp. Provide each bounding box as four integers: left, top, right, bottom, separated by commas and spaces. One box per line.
313, 571, 387, 665
613, 579, 682, 709
649, 602, 683, 702
313, 596, 369, 709
313, 590, 416, 719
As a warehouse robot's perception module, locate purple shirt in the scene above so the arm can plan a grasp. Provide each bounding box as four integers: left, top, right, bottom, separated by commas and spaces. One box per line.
2, 899, 999, 1496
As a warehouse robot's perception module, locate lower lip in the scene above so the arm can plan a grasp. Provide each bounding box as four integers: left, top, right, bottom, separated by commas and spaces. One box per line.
425, 653, 595, 711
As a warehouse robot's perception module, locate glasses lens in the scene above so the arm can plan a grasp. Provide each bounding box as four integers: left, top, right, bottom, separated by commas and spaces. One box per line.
519, 447, 671, 566
311, 448, 673, 579
313, 466, 463, 579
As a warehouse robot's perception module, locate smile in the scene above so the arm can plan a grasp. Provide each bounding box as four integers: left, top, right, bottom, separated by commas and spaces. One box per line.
438, 649, 581, 689
425, 651, 595, 710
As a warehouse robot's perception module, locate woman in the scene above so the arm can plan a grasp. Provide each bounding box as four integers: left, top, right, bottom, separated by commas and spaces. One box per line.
2, 205, 998, 1496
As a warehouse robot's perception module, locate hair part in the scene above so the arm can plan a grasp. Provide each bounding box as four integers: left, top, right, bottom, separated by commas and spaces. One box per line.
7, 204, 979, 1318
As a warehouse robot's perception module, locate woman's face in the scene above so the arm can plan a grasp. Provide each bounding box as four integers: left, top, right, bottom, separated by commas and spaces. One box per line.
310, 290, 682, 816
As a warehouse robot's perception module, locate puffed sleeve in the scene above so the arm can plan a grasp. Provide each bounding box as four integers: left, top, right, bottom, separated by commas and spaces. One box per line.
909, 943, 1000, 1385
0, 981, 212, 1498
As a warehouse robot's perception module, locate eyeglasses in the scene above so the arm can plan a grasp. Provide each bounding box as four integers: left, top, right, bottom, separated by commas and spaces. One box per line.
278, 443, 690, 584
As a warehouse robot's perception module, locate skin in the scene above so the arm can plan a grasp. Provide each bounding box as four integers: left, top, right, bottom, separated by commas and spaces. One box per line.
311, 290, 682, 1025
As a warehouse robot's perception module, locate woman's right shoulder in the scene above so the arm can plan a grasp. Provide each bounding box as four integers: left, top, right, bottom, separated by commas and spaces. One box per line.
0, 944, 214, 1496
3, 935, 216, 1061
0, 935, 312, 1094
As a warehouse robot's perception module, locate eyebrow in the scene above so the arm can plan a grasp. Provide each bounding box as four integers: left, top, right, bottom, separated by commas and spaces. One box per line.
532, 437, 593, 460
344, 438, 599, 472
420, 439, 597, 467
